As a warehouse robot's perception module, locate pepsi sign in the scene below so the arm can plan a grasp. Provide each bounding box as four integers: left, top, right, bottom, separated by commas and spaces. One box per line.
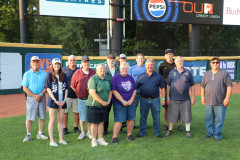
148, 0, 166, 18
132, 0, 223, 24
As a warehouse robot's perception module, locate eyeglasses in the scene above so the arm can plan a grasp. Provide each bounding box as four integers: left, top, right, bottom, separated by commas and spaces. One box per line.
211, 62, 220, 64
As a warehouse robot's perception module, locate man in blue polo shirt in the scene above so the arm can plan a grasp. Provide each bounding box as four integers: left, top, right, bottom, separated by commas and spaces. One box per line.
135, 58, 166, 138
22, 56, 48, 142
165, 56, 195, 138
128, 53, 146, 128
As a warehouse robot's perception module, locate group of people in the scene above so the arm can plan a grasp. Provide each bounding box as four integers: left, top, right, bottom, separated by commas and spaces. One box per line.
22, 50, 232, 148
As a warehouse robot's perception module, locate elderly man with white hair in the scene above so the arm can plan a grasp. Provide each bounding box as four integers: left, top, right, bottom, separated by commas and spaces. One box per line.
165, 56, 195, 138
62, 55, 80, 135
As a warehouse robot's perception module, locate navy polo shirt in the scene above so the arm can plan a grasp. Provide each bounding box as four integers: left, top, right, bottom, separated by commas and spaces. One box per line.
136, 71, 165, 98
62, 66, 79, 98
168, 68, 194, 100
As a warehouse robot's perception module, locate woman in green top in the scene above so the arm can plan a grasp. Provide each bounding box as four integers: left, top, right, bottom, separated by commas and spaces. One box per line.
86, 63, 112, 147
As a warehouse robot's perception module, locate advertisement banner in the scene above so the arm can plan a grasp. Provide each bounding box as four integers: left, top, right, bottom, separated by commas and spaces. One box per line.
132, 0, 223, 24
223, 0, 240, 25
184, 61, 207, 83
220, 60, 235, 80
40, 0, 109, 19
26, 53, 62, 73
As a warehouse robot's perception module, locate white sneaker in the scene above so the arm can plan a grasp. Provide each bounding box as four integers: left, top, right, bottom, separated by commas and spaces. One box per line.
23, 135, 32, 142
78, 132, 86, 140
87, 132, 92, 139
37, 133, 49, 139
97, 138, 108, 146
59, 140, 68, 145
50, 142, 58, 147
91, 139, 98, 147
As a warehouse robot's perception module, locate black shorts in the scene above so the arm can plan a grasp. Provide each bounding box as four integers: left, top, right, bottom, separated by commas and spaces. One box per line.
87, 106, 108, 124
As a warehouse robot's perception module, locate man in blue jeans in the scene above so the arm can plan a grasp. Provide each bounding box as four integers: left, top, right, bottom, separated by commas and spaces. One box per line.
135, 58, 166, 138
201, 57, 232, 141
128, 53, 146, 128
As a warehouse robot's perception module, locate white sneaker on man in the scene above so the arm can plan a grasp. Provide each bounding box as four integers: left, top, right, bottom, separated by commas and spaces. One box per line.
37, 133, 49, 139
78, 132, 86, 140
87, 132, 92, 139
23, 135, 32, 142
50, 142, 58, 147
59, 140, 68, 145
91, 139, 98, 147
97, 138, 108, 146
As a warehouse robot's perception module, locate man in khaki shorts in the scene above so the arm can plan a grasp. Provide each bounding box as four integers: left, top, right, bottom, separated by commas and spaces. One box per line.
63, 55, 80, 134
22, 56, 49, 142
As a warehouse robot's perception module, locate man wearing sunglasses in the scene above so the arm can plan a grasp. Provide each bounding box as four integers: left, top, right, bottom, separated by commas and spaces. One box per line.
201, 57, 233, 141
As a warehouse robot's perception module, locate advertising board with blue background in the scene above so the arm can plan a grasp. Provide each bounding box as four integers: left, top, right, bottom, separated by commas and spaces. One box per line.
220, 60, 235, 80
157, 60, 207, 83
62, 59, 207, 83
25, 53, 62, 73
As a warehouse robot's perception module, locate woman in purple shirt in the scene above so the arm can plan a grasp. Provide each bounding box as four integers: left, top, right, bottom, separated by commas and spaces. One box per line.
111, 62, 137, 144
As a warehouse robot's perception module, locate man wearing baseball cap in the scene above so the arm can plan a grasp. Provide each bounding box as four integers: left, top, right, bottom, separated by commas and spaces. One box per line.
104, 54, 120, 134
71, 56, 96, 140
22, 56, 48, 142
159, 49, 184, 132
117, 53, 127, 67
201, 57, 233, 141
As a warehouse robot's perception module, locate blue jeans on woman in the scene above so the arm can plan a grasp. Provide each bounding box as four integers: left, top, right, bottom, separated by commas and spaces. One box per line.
139, 96, 161, 136
205, 105, 227, 140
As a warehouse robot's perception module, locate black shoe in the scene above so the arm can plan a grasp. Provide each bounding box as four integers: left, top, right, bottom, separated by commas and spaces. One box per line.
112, 137, 118, 144
156, 135, 163, 138
203, 135, 213, 138
186, 131, 192, 138
126, 135, 135, 141
73, 128, 81, 134
63, 128, 69, 135
165, 130, 172, 137
161, 125, 169, 131
178, 125, 184, 132
136, 134, 144, 138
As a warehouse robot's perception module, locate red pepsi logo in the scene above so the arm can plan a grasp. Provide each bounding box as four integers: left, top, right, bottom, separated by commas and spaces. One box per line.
148, 0, 166, 18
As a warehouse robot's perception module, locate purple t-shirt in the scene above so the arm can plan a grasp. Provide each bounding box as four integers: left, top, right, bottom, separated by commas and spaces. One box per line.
111, 73, 137, 105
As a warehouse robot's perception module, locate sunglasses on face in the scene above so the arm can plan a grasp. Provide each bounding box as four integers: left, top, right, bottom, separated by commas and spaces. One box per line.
211, 62, 220, 64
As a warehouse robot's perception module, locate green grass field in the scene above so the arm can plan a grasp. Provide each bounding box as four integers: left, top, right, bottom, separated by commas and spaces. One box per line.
1, 95, 240, 160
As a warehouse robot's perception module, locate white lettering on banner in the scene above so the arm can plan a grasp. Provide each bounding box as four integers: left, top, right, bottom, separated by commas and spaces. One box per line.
227, 62, 235, 68
184, 67, 206, 77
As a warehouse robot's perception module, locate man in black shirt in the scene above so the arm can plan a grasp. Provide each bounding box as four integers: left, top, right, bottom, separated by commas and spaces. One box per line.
159, 49, 184, 131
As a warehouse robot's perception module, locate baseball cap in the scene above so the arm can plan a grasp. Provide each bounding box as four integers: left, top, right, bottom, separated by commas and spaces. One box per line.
107, 54, 116, 59
119, 53, 127, 59
52, 58, 61, 64
82, 56, 90, 62
165, 49, 173, 54
31, 56, 40, 61
211, 57, 220, 62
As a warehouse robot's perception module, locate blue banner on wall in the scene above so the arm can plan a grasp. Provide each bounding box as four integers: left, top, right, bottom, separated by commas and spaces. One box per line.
184, 61, 207, 83
220, 60, 235, 80
25, 53, 62, 73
